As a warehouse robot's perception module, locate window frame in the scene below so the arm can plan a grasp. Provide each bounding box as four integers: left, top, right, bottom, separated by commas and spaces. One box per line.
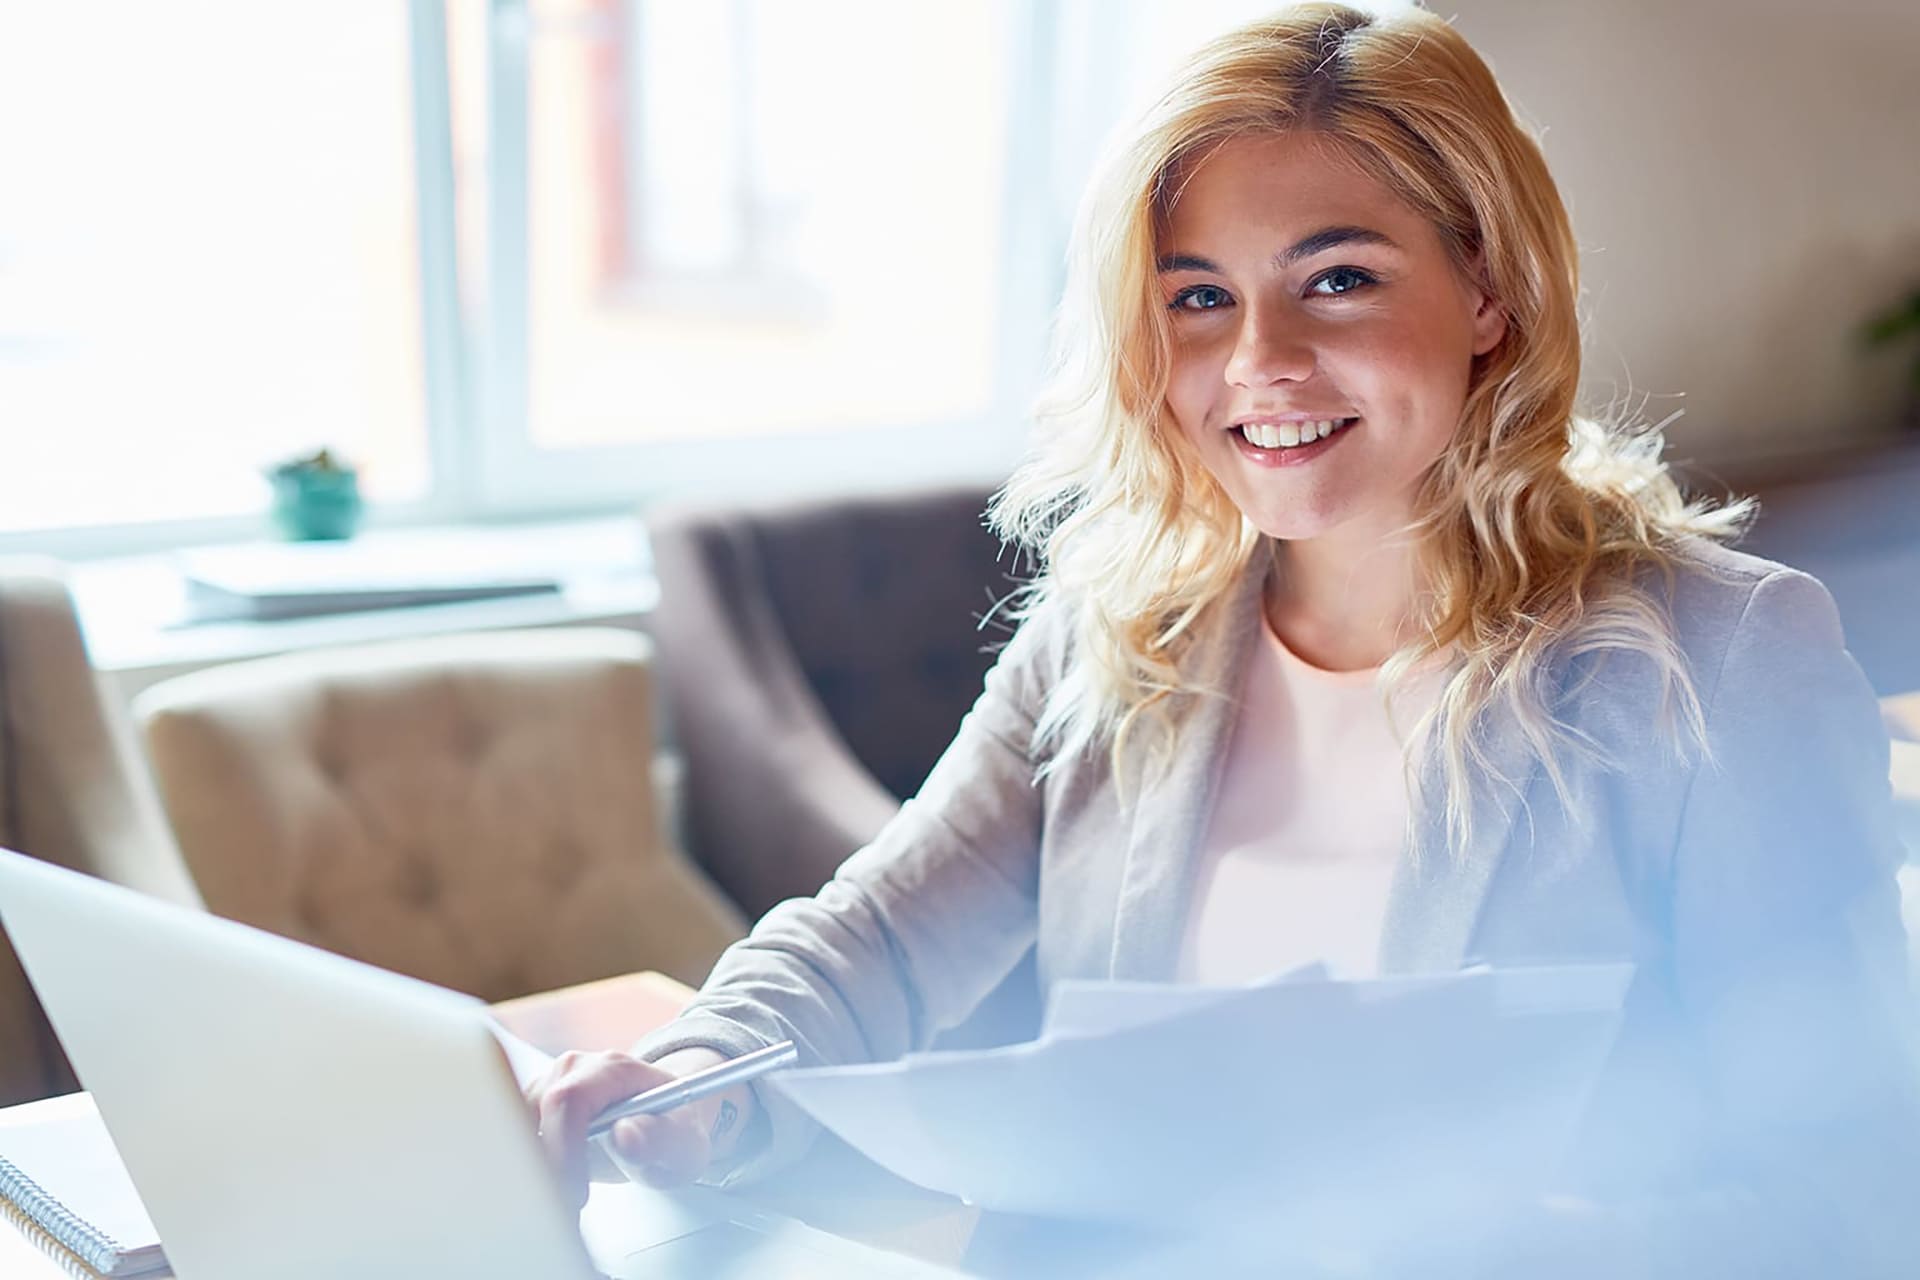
0, 0, 1063, 560
466, 0, 1064, 514
0, 0, 472, 561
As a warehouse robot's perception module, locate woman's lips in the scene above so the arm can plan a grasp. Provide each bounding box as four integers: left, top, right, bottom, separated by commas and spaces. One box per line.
1229, 416, 1359, 466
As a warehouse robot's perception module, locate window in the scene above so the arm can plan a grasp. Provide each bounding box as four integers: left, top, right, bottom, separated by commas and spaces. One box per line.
460, 0, 1051, 508
0, 5, 429, 541
0, 0, 1060, 556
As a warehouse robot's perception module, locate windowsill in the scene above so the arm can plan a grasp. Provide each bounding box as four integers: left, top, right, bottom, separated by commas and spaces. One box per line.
71, 515, 657, 706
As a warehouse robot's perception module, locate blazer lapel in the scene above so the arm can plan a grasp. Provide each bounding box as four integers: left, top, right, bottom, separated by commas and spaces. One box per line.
1107, 561, 1268, 980
1377, 690, 1542, 975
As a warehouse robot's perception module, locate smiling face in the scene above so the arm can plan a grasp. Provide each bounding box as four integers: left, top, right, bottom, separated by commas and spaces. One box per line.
1157, 131, 1507, 546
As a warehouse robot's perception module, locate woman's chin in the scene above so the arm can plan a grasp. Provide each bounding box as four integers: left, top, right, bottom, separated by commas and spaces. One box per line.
1243, 511, 1343, 544
1228, 488, 1420, 549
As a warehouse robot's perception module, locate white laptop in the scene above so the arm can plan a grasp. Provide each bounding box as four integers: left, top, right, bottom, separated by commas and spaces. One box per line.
0, 847, 956, 1279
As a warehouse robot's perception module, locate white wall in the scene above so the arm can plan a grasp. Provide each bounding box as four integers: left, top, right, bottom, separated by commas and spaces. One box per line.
1445, 0, 1920, 458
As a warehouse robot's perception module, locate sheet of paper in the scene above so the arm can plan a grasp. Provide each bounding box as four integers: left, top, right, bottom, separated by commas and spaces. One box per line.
771, 965, 1632, 1228
488, 1019, 557, 1090
1042, 961, 1330, 1038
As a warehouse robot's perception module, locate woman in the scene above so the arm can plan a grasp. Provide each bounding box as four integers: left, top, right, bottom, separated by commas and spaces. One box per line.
532, 3, 1918, 1270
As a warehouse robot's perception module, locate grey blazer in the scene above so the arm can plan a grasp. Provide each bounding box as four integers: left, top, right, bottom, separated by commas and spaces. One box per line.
639, 537, 1919, 1269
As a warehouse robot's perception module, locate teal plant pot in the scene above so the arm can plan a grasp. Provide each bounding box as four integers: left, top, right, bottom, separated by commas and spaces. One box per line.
270, 467, 363, 541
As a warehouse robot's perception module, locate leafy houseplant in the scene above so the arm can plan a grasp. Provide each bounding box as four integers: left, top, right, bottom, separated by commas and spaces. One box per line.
266, 448, 363, 541
1864, 288, 1920, 427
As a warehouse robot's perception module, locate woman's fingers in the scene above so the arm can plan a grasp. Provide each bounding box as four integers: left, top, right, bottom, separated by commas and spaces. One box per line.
526, 1050, 677, 1207
605, 1111, 712, 1188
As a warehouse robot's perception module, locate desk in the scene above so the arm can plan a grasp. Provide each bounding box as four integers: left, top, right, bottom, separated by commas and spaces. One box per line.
489, 969, 697, 1055
0, 971, 977, 1279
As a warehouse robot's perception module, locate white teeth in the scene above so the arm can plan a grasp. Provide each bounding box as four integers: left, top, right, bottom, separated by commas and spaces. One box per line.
1242, 421, 1281, 448
1237, 417, 1352, 449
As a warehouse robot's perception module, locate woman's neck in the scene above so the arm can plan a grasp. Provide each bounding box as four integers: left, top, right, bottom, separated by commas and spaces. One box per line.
1264, 527, 1424, 672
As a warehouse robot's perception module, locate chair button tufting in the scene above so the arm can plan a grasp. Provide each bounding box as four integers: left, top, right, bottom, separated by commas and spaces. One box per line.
397, 855, 439, 909
294, 886, 328, 935
542, 836, 584, 890
454, 717, 491, 764
314, 742, 349, 788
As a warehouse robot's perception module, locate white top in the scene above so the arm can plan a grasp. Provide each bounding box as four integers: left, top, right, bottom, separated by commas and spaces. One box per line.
1178, 624, 1444, 984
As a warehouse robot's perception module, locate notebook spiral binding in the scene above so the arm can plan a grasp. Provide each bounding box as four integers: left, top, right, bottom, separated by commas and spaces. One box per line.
0, 1192, 113, 1280
0, 1153, 122, 1277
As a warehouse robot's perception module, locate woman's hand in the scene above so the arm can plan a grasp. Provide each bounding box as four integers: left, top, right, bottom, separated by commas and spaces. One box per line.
524, 1047, 737, 1209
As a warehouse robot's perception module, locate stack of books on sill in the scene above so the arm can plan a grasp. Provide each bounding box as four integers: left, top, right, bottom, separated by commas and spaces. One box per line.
175, 539, 562, 625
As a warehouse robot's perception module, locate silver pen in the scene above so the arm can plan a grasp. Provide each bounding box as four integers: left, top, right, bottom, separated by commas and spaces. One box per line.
585, 1039, 797, 1139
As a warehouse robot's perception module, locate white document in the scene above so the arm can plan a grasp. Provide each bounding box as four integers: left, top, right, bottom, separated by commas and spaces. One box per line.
770, 965, 1632, 1227
1042, 961, 1329, 1038
489, 1019, 558, 1090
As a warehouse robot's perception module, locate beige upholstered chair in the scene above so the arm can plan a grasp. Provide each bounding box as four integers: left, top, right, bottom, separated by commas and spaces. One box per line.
1881, 695, 1920, 984
1886, 691, 1920, 749
0, 559, 203, 1106
1890, 725, 1920, 966
134, 628, 746, 1003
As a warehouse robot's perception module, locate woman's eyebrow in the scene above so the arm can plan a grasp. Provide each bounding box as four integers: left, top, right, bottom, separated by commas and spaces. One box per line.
1155, 226, 1402, 274
1156, 252, 1221, 274
1276, 225, 1400, 266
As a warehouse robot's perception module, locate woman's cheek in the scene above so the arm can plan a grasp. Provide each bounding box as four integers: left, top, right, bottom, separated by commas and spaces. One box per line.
1166, 363, 1217, 443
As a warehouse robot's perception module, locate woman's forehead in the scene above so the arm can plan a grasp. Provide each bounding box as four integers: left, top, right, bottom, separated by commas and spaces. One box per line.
1158, 132, 1422, 248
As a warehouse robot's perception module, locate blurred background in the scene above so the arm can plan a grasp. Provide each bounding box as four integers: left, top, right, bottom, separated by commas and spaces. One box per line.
0, 0, 1918, 1141
5, 0, 1917, 696
3, 0, 1916, 551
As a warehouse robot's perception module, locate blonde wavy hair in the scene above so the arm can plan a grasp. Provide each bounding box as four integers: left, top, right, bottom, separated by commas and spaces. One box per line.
989, 1, 1749, 854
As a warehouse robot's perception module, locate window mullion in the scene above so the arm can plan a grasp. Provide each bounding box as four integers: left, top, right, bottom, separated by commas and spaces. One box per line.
407, 0, 473, 521
482, 0, 534, 515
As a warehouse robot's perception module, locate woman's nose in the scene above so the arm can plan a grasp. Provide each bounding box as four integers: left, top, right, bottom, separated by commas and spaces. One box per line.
1224, 310, 1315, 387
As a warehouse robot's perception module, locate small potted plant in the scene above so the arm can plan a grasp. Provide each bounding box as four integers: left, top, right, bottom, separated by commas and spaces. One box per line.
1864, 287, 1920, 428
266, 447, 363, 540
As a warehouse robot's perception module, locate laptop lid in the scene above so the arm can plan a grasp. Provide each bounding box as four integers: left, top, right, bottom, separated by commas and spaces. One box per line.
0, 846, 599, 1280
0, 849, 960, 1280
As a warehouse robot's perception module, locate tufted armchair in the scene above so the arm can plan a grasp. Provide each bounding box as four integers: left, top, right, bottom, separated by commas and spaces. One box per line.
133, 627, 746, 1003
1887, 696, 1920, 977
645, 484, 1041, 1047
0, 559, 203, 1106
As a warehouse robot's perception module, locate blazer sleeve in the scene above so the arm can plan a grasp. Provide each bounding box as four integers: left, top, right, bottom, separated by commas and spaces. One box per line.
1658, 567, 1920, 1273
630, 603, 1061, 1184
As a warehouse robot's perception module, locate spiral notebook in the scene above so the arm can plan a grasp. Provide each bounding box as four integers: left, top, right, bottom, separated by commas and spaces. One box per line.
0, 1095, 167, 1278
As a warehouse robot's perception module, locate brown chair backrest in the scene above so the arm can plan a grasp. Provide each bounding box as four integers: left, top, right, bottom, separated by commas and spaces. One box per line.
646, 486, 1042, 1050
647, 484, 1018, 917
0, 559, 202, 1106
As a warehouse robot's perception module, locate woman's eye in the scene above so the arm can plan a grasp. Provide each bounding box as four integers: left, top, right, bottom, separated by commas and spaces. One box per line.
1169, 284, 1232, 312
1308, 266, 1377, 297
